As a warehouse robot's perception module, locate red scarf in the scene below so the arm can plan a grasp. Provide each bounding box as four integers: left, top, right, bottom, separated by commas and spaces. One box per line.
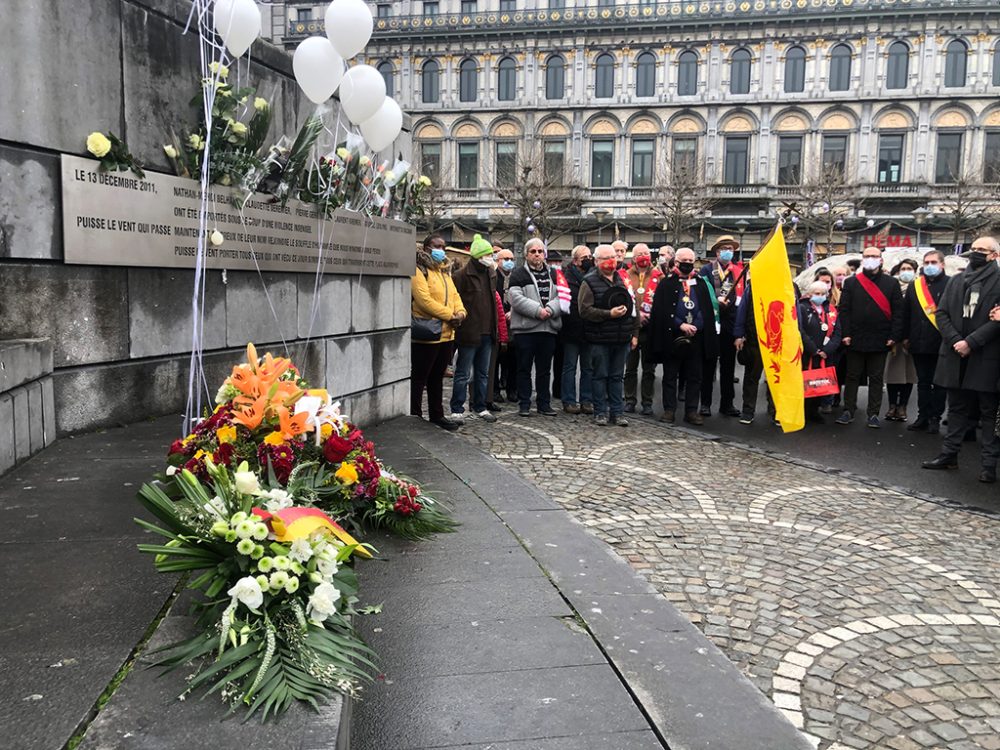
855, 272, 892, 320
553, 267, 571, 314
641, 268, 664, 313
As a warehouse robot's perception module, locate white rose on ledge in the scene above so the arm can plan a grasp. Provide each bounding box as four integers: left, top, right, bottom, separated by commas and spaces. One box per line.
307, 582, 341, 623
233, 465, 260, 496
227, 576, 263, 611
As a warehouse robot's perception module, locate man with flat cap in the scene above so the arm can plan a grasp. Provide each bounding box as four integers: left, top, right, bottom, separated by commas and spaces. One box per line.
698, 234, 745, 418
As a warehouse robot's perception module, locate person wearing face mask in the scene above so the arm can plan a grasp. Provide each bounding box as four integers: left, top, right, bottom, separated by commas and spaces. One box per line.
624, 243, 663, 415
410, 235, 466, 431
579, 244, 640, 426
560, 245, 596, 414
922, 237, 1000, 483
883, 259, 920, 422
698, 235, 745, 418
449, 234, 500, 425
649, 247, 719, 425
902, 250, 950, 433
508, 238, 563, 417
658, 245, 675, 275
835, 246, 904, 428
612, 240, 630, 271
492, 246, 518, 404
797, 280, 843, 424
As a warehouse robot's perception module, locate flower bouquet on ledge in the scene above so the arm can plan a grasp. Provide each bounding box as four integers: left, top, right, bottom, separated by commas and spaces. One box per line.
165, 343, 456, 540
136, 458, 375, 718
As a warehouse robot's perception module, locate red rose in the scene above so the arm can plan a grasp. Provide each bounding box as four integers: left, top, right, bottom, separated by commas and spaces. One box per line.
213, 442, 235, 466
323, 435, 353, 464
168, 439, 186, 456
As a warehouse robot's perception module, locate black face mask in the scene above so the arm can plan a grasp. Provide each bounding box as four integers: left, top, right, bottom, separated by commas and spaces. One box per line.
968, 252, 990, 269
580, 258, 594, 272
677, 261, 695, 275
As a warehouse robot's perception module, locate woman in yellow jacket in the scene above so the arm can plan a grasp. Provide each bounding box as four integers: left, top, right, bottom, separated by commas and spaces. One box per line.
411, 235, 466, 430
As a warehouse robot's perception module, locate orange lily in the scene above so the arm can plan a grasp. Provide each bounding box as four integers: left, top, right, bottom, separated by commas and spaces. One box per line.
276, 406, 310, 440
232, 395, 268, 430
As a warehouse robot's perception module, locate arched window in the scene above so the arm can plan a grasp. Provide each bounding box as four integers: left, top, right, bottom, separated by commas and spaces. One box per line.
497, 56, 516, 101
635, 51, 656, 97
421, 59, 440, 103
377, 61, 394, 97
595, 53, 615, 99
828, 44, 852, 92
994, 46, 1000, 86
730, 49, 751, 94
784, 46, 806, 93
945, 39, 968, 88
546, 55, 565, 99
459, 58, 478, 102
886, 41, 909, 90
677, 50, 698, 95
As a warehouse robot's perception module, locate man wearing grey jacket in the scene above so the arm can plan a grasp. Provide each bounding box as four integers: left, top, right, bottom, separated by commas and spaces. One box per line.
508, 238, 563, 417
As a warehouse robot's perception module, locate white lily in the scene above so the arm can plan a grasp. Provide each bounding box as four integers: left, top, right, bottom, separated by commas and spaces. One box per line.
294, 393, 349, 445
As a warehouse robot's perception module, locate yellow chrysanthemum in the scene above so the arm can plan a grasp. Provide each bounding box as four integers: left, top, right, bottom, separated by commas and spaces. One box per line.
263, 431, 285, 446
320, 423, 334, 439
216, 425, 237, 444
181, 433, 197, 446
193, 449, 207, 460
335, 463, 358, 485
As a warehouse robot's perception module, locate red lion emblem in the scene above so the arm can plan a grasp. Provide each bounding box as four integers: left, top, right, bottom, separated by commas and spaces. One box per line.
757, 300, 802, 383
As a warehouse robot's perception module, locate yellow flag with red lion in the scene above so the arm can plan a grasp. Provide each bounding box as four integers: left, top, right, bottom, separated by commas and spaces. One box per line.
750, 224, 804, 433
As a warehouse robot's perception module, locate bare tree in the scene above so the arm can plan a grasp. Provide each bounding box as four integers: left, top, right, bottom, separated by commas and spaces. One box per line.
783, 164, 865, 257
493, 148, 587, 248
647, 157, 717, 246
933, 176, 999, 247
412, 153, 452, 235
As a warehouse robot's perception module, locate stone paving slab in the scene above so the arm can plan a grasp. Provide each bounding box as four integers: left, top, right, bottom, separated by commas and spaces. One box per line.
430, 732, 664, 750
456, 410, 1000, 750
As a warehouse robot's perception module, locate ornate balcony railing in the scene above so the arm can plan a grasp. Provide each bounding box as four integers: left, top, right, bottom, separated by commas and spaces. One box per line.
863, 182, 926, 195
285, 0, 989, 40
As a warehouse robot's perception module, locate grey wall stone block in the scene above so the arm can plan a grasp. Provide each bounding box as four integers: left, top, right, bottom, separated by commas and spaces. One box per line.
282, 340, 326, 387
0, 394, 14, 475
373, 278, 396, 331
0, 0, 123, 154
342, 381, 404, 427
0, 264, 129, 367
373, 329, 411, 387
128, 268, 226, 358
0, 144, 62, 260
393, 277, 412, 328
225, 271, 298, 348
326, 335, 374, 397
350, 278, 376, 333
27, 381, 44, 454
297, 275, 352, 339
0, 339, 54, 393
12, 387, 30, 462
41, 377, 56, 447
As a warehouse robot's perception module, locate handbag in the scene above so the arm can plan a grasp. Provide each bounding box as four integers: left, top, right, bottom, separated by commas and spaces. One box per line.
411, 269, 449, 342
803, 365, 839, 398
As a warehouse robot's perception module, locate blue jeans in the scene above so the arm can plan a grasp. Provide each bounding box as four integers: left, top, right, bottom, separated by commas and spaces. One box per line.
591, 343, 630, 418
561, 339, 593, 406
451, 334, 493, 414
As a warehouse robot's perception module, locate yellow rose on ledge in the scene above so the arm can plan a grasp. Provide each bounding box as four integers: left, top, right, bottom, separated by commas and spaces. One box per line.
231, 121, 248, 136
86, 132, 112, 158
216, 425, 237, 444
335, 463, 359, 485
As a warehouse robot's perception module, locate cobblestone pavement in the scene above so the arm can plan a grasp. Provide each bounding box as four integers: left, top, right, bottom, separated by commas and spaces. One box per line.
457, 411, 1000, 750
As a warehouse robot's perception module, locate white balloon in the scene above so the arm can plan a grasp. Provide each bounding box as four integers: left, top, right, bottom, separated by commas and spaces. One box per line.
213, 0, 261, 58
360, 98, 403, 152
339, 65, 386, 124
293, 37, 345, 104
325, 0, 374, 60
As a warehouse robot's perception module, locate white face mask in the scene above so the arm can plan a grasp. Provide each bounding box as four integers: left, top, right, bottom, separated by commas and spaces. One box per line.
478, 256, 497, 269
862, 257, 881, 271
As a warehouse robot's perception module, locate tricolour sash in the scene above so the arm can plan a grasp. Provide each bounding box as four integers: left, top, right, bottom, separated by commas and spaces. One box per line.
855, 273, 892, 320
913, 276, 938, 329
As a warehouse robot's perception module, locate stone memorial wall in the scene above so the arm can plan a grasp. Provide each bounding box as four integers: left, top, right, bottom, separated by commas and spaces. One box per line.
0, 0, 414, 454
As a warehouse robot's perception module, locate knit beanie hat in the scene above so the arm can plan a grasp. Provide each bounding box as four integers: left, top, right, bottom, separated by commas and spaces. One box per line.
469, 234, 493, 259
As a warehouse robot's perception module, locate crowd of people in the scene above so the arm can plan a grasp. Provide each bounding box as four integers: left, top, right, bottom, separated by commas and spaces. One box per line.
410, 232, 1000, 484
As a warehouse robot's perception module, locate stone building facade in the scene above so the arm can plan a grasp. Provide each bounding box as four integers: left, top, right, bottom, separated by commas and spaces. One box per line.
277, 0, 1000, 255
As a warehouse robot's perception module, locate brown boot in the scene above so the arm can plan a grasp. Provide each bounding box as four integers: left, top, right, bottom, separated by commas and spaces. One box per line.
897, 406, 907, 422
659, 410, 675, 423
885, 405, 898, 421
684, 412, 704, 426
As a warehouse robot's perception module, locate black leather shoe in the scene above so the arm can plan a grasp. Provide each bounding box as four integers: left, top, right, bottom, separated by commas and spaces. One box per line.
431, 419, 460, 432
921, 455, 958, 470
699, 406, 711, 417
906, 418, 929, 432
487, 403, 503, 413
538, 408, 557, 417
720, 406, 741, 417
980, 467, 997, 484
624, 402, 636, 413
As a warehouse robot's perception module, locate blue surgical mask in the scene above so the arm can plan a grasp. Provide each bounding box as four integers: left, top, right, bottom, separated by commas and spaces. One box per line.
923, 264, 941, 278
898, 270, 916, 284
719, 250, 734, 263
430, 248, 447, 263
502, 259, 515, 272
810, 295, 827, 306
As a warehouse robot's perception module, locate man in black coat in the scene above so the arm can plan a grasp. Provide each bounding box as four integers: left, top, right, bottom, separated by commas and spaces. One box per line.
922, 237, 1000, 483
902, 250, 950, 433
649, 247, 719, 426
560, 245, 595, 414
835, 246, 904, 428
